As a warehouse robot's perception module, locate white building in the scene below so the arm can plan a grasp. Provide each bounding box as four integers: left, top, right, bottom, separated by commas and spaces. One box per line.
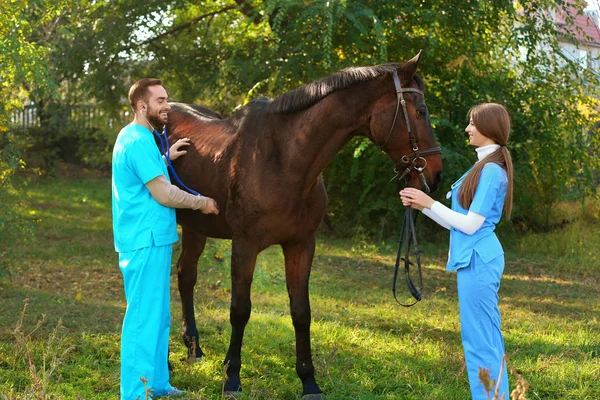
555, 0, 600, 73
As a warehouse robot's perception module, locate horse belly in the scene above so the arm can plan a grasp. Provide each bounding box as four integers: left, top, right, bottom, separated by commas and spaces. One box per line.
236, 186, 327, 246
176, 208, 232, 239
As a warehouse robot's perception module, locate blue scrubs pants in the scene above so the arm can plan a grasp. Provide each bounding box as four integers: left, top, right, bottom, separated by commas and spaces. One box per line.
119, 244, 174, 400
457, 252, 509, 400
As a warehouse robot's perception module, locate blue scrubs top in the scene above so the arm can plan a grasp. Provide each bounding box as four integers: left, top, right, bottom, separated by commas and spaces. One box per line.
447, 163, 508, 271
112, 123, 179, 253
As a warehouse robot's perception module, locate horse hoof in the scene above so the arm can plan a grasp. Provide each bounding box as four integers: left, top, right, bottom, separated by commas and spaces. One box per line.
302, 394, 325, 400
223, 391, 242, 399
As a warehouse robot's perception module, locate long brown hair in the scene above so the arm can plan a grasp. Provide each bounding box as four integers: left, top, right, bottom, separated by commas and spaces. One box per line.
459, 103, 514, 219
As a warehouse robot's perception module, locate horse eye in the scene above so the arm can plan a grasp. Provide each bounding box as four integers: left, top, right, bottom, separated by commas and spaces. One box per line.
417, 109, 427, 117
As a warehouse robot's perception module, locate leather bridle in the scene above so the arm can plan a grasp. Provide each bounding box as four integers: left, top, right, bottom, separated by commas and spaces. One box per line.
378, 70, 442, 307
377, 70, 441, 193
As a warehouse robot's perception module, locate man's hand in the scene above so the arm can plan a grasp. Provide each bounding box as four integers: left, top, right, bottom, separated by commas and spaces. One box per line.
201, 197, 220, 215
169, 138, 191, 161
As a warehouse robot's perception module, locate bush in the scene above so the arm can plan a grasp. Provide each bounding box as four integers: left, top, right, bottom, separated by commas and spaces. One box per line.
10, 115, 121, 173
0, 131, 35, 282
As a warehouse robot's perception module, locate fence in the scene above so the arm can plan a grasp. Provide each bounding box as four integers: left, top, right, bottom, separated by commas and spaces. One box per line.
10, 104, 129, 131
8, 104, 131, 169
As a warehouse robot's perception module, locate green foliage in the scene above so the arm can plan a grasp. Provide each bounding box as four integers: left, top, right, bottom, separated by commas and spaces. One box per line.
0, 1, 57, 119
0, 0, 69, 272
6, 300, 74, 399
5, 0, 600, 235
74, 127, 118, 170
0, 133, 35, 283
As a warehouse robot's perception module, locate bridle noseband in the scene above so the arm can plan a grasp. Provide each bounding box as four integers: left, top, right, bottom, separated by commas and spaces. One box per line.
377, 70, 441, 193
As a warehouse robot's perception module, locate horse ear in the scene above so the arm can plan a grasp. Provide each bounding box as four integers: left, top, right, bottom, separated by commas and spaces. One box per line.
399, 49, 423, 83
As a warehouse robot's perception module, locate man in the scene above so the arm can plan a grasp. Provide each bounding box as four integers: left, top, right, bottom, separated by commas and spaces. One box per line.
112, 78, 219, 399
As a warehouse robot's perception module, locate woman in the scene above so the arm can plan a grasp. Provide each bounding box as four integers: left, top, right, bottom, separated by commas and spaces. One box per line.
400, 103, 513, 399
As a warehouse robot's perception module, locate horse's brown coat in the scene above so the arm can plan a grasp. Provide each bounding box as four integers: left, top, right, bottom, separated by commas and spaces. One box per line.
165, 52, 443, 397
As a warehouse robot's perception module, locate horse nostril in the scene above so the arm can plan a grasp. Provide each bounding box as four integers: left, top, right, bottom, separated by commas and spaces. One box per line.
435, 171, 443, 184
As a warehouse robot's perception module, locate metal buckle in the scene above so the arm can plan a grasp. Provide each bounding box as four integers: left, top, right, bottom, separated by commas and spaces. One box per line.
412, 157, 427, 172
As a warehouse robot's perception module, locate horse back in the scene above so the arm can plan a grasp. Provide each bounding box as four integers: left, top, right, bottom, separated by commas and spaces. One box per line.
166, 101, 328, 245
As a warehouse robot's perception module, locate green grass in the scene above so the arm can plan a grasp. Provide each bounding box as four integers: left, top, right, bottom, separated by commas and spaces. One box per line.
0, 174, 599, 399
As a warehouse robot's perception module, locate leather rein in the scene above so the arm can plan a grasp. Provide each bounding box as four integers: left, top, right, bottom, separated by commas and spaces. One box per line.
378, 70, 441, 307
393, 208, 422, 307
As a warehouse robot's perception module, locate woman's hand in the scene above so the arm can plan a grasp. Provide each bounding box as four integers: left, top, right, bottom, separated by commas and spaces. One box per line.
399, 188, 435, 211
169, 138, 191, 161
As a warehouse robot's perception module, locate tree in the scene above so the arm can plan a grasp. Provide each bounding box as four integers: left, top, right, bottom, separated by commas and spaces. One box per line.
7, 0, 600, 234
0, 0, 63, 280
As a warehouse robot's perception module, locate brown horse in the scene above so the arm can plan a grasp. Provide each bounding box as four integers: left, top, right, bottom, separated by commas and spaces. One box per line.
165, 51, 443, 399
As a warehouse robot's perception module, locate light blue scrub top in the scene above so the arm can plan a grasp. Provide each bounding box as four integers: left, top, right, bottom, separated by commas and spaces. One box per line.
112, 123, 179, 253
447, 163, 508, 271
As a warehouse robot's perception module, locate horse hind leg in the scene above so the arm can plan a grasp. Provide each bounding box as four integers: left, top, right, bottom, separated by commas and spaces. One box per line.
282, 237, 324, 399
177, 227, 207, 361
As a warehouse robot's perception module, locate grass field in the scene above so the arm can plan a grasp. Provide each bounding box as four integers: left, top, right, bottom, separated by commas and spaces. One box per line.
0, 173, 599, 399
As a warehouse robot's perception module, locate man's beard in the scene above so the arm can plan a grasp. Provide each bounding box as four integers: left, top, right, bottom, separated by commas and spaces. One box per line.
146, 107, 166, 130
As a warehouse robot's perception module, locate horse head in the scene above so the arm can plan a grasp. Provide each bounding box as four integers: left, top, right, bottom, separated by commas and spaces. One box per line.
369, 51, 443, 193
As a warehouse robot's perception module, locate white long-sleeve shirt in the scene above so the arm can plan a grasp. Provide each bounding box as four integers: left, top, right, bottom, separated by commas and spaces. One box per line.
422, 144, 500, 235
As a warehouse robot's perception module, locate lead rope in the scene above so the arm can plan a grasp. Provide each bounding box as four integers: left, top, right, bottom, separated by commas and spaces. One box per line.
392, 207, 424, 307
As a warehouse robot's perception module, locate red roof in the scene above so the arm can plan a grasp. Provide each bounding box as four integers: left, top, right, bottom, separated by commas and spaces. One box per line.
555, 0, 600, 46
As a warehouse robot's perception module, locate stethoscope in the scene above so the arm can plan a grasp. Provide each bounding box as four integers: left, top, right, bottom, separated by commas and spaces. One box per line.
139, 108, 202, 196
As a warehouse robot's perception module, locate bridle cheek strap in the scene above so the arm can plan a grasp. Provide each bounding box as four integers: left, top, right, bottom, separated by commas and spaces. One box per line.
379, 70, 422, 149
377, 70, 441, 193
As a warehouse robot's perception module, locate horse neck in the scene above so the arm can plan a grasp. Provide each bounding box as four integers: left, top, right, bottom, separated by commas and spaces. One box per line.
281, 83, 384, 196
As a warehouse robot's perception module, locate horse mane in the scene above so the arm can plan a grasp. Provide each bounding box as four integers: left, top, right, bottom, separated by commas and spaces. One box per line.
269, 63, 424, 114
170, 102, 223, 120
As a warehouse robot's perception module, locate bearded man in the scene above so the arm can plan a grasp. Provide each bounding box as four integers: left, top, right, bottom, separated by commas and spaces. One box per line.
112, 78, 218, 399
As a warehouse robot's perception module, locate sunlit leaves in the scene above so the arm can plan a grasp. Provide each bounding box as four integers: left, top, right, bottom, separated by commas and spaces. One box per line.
3, 0, 599, 234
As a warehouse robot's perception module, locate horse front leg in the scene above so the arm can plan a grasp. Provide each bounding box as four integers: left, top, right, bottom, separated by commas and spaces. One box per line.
223, 239, 258, 398
282, 237, 324, 399
177, 227, 207, 361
